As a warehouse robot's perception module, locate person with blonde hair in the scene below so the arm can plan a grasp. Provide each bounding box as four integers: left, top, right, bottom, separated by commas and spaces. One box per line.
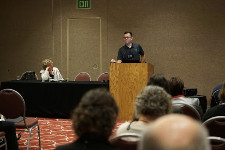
40, 59, 63, 81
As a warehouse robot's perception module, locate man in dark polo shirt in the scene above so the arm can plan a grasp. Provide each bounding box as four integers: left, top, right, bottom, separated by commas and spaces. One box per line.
111, 32, 146, 63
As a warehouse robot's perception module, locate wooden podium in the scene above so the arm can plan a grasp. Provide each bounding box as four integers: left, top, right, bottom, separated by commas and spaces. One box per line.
109, 63, 154, 121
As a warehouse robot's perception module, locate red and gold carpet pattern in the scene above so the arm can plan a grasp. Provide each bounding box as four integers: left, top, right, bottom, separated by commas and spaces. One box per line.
17, 118, 124, 150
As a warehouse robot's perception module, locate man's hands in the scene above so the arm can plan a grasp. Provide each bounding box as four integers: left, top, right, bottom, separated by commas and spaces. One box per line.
110, 59, 122, 63
110, 59, 116, 63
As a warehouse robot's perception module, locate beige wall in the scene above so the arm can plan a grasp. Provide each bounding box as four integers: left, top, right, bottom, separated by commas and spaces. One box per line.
1, 0, 225, 104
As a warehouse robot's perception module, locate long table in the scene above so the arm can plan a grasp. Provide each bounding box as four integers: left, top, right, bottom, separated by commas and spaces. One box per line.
0, 80, 109, 119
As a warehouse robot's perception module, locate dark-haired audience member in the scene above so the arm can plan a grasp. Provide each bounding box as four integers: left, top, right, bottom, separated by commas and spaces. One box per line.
202, 82, 225, 122
168, 77, 203, 117
138, 114, 211, 150
0, 121, 19, 150
116, 86, 172, 135
55, 88, 119, 150
147, 74, 169, 93
210, 83, 222, 107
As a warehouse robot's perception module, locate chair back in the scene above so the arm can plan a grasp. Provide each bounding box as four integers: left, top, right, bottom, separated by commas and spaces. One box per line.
97, 72, 109, 81
0, 89, 25, 119
172, 102, 201, 120
110, 133, 141, 150
20, 71, 38, 80
0, 89, 41, 149
74, 72, 91, 81
202, 116, 225, 138
208, 136, 225, 150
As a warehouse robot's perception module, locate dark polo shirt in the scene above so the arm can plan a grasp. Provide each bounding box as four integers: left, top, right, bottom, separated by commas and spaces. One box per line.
117, 43, 144, 62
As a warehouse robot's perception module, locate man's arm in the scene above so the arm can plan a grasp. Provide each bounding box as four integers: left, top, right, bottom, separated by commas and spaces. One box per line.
110, 48, 123, 63
137, 44, 145, 63
140, 54, 146, 63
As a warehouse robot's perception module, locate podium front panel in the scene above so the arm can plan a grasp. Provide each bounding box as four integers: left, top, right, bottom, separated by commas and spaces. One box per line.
109, 63, 154, 121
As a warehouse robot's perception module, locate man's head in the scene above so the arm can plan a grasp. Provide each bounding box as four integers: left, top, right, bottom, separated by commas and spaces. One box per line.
72, 88, 118, 138
123, 31, 133, 46
138, 114, 211, 150
134, 85, 172, 120
168, 77, 184, 97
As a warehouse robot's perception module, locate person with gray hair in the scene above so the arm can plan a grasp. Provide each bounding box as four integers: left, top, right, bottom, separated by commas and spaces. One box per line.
116, 85, 172, 135
138, 114, 211, 150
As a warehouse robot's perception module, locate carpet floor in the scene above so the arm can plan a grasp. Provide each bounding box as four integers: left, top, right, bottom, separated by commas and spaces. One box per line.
17, 118, 124, 150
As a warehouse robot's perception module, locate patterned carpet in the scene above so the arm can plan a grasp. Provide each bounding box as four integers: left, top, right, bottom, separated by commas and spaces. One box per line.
18, 118, 124, 150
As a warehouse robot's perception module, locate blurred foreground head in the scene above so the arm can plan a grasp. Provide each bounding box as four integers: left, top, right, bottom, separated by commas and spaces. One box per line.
138, 114, 211, 150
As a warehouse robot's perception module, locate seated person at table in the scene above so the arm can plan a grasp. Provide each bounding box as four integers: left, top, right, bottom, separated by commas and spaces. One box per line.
55, 88, 119, 150
168, 77, 203, 117
202, 82, 225, 122
40, 59, 64, 81
138, 114, 211, 150
116, 85, 172, 135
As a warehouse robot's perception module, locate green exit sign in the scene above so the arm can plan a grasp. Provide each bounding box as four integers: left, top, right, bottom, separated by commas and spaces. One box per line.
77, 0, 91, 9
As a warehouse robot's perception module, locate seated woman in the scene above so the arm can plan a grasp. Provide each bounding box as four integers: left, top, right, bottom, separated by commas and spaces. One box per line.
116, 85, 172, 135
202, 82, 225, 122
55, 88, 119, 150
168, 77, 203, 117
40, 59, 64, 81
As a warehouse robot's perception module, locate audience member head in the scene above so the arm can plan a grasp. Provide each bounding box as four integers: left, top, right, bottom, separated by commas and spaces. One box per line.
134, 85, 172, 121
169, 77, 184, 97
42, 58, 53, 70
147, 74, 169, 93
219, 82, 225, 103
138, 114, 211, 150
72, 88, 119, 138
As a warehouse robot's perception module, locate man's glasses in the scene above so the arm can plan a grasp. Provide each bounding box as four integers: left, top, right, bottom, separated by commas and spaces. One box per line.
123, 37, 132, 39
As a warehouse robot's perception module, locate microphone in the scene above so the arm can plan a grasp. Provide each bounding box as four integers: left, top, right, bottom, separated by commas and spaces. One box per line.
128, 54, 133, 59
